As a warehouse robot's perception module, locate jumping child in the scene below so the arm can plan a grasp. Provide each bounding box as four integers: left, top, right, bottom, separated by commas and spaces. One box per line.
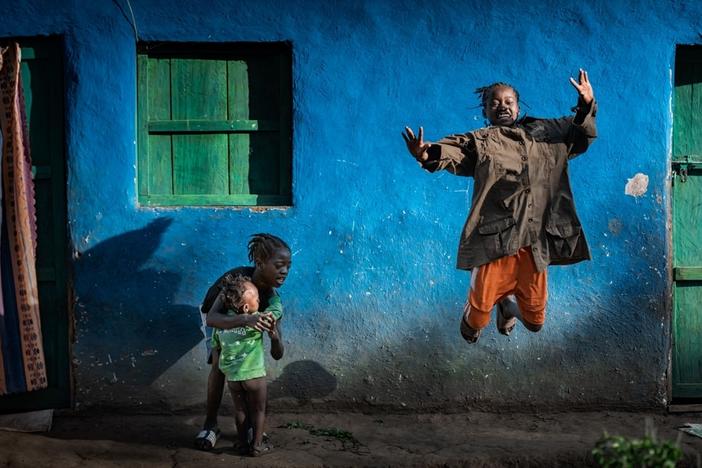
194, 233, 291, 451
211, 274, 283, 456
402, 69, 596, 343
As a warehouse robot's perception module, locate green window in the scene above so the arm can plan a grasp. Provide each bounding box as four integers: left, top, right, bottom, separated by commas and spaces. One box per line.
137, 43, 292, 206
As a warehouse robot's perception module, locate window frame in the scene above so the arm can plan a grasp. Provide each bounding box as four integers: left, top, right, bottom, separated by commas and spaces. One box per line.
136, 42, 292, 207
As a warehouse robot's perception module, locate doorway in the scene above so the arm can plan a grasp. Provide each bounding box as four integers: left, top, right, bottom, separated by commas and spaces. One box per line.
671, 45, 702, 399
0, 38, 70, 411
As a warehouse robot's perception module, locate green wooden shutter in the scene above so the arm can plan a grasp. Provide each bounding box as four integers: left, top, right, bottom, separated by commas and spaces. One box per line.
137, 44, 292, 206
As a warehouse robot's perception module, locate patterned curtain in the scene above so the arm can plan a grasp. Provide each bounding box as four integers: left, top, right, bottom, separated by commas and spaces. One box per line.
0, 43, 47, 395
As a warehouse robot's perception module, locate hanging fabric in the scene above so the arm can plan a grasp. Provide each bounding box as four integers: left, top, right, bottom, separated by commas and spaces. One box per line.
0, 43, 46, 395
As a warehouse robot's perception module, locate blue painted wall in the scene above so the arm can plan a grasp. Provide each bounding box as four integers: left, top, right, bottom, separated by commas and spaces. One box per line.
2, 0, 700, 410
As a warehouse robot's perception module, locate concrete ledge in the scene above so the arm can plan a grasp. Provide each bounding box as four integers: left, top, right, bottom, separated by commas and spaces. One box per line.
0, 409, 53, 433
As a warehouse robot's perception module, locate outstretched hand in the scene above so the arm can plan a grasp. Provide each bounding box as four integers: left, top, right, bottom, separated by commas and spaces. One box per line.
402, 126, 430, 163
569, 68, 594, 105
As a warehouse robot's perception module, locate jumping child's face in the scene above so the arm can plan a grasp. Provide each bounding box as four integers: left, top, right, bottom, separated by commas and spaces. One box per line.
256, 247, 292, 288
241, 282, 260, 314
484, 86, 519, 126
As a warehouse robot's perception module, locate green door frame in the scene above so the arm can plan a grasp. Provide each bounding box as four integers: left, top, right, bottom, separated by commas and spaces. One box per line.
671, 45, 702, 400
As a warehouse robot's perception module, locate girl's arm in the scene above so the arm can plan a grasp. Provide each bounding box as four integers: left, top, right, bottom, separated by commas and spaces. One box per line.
567, 68, 597, 156
403, 126, 477, 177
268, 320, 284, 360
264, 294, 284, 321
205, 293, 273, 331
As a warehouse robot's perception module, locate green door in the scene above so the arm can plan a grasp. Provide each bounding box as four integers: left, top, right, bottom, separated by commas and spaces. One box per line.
672, 46, 702, 399
0, 39, 70, 411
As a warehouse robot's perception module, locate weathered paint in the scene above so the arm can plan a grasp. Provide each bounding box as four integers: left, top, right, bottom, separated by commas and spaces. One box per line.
0, 0, 698, 411
625, 173, 650, 197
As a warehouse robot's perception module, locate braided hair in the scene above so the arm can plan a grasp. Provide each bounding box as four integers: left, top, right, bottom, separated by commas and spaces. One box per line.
221, 274, 255, 312
247, 233, 290, 265
474, 82, 520, 111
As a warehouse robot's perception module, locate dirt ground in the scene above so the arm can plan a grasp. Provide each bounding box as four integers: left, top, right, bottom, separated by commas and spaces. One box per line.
1, 410, 702, 467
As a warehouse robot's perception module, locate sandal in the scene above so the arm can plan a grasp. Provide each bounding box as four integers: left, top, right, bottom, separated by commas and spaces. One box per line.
496, 300, 518, 336
194, 427, 220, 451
250, 442, 273, 457
460, 314, 481, 343
246, 427, 270, 444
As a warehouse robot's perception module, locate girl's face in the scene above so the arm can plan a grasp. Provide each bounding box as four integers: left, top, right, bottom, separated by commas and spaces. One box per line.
256, 247, 292, 288
484, 86, 519, 126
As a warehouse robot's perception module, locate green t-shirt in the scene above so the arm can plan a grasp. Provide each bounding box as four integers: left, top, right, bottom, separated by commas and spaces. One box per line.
213, 315, 265, 381
211, 295, 283, 381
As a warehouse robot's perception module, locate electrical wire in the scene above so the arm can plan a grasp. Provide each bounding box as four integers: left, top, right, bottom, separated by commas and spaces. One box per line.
125, 0, 139, 42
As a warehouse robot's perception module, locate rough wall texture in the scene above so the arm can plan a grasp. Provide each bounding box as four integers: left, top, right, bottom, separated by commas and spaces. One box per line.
1, 0, 700, 411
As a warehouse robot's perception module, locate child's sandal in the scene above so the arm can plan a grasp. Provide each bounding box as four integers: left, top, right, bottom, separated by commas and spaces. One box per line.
460, 315, 481, 343
496, 301, 517, 336
250, 442, 273, 457
194, 427, 220, 451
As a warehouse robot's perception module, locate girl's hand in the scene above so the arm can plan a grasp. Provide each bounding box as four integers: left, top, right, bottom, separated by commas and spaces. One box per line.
569, 68, 594, 105
402, 126, 431, 162
247, 313, 273, 332
267, 320, 280, 341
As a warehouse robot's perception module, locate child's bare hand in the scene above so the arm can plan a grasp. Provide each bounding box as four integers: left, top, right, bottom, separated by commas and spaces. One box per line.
402, 126, 431, 162
569, 68, 594, 105
247, 313, 273, 332
267, 321, 280, 340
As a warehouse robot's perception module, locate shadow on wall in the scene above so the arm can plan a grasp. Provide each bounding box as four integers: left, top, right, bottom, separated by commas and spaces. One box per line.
73, 217, 202, 387
268, 360, 337, 402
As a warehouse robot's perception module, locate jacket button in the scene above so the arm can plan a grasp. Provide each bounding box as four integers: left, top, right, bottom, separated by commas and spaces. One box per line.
528, 218, 534, 223
521, 156, 527, 161
526, 188, 531, 193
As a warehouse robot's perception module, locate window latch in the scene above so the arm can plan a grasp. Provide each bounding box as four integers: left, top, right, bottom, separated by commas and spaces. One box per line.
672, 155, 702, 183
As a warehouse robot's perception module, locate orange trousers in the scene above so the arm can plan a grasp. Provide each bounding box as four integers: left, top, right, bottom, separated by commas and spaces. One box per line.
464, 247, 548, 330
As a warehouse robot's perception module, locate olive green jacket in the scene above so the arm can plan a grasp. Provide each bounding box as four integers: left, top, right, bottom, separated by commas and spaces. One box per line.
422, 102, 597, 272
